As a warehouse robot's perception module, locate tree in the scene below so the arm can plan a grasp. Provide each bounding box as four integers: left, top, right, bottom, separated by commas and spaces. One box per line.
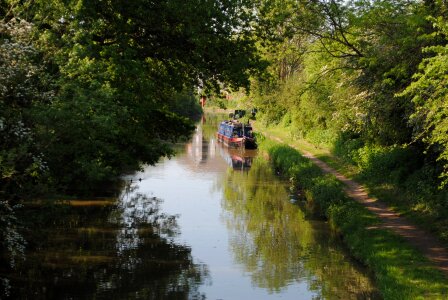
400, 17, 448, 185
252, 0, 437, 144
0, 16, 46, 293
0, 0, 263, 195
0, 15, 51, 200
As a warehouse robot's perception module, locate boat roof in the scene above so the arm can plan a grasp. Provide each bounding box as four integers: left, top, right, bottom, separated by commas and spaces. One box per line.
220, 120, 252, 128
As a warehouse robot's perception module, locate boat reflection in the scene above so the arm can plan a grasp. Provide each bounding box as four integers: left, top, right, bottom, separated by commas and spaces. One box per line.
183, 120, 257, 172
219, 148, 257, 171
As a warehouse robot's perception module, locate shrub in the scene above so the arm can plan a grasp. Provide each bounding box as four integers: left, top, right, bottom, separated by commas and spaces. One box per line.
305, 128, 339, 148
332, 133, 365, 164
357, 145, 421, 183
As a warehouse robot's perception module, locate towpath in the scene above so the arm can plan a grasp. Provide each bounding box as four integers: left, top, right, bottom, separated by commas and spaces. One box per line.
267, 134, 448, 276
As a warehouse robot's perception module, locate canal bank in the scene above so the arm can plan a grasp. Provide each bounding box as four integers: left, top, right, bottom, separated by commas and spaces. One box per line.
256, 134, 448, 299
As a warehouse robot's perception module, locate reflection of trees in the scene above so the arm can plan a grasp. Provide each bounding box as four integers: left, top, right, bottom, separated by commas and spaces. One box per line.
111, 184, 180, 256
0, 201, 26, 297
3, 184, 208, 299
222, 159, 379, 299
200, 113, 226, 138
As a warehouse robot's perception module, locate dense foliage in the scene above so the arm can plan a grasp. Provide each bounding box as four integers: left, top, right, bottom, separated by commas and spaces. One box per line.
234, 0, 448, 234
0, 0, 261, 198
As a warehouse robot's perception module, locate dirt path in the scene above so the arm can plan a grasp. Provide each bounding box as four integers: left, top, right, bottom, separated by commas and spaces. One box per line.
269, 135, 448, 276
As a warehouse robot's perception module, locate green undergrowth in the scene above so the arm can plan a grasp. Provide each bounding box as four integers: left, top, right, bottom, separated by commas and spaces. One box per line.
332, 137, 448, 241
259, 138, 448, 299
256, 122, 448, 245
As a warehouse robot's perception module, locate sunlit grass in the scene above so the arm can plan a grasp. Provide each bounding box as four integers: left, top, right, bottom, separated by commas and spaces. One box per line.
256, 122, 448, 247
261, 138, 448, 299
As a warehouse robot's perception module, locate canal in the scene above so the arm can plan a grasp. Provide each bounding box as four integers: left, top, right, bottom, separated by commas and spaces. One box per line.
3, 114, 380, 299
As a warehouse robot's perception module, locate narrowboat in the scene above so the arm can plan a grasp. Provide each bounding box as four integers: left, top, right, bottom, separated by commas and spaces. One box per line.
217, 120, 257, 149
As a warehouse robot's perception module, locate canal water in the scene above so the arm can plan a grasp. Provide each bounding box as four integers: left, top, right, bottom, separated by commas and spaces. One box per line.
3, 114, 380, 299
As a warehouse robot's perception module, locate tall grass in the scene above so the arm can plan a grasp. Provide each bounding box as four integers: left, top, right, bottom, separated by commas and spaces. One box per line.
261, 139, 448, 299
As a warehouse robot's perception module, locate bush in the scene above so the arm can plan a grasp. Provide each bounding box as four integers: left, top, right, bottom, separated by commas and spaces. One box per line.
305, 128, 339, 148
333, 133, 423, 186
353, 145, 422, 184
309, 176, 346, 213
268, 144, 345, 215
332, 133, 365, 164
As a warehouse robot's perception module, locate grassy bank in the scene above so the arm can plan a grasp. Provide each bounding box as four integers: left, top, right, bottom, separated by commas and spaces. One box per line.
259, 137, 448, 299
255, 122, 448, 246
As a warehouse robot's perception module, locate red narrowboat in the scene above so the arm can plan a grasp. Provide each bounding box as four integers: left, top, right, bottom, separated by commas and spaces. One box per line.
216, 120, 257, 149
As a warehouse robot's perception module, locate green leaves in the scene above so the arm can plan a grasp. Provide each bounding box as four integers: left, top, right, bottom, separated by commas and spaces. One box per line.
249, 0, 448, 186
0, 0, 263, 196
400, 18, 448, 185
